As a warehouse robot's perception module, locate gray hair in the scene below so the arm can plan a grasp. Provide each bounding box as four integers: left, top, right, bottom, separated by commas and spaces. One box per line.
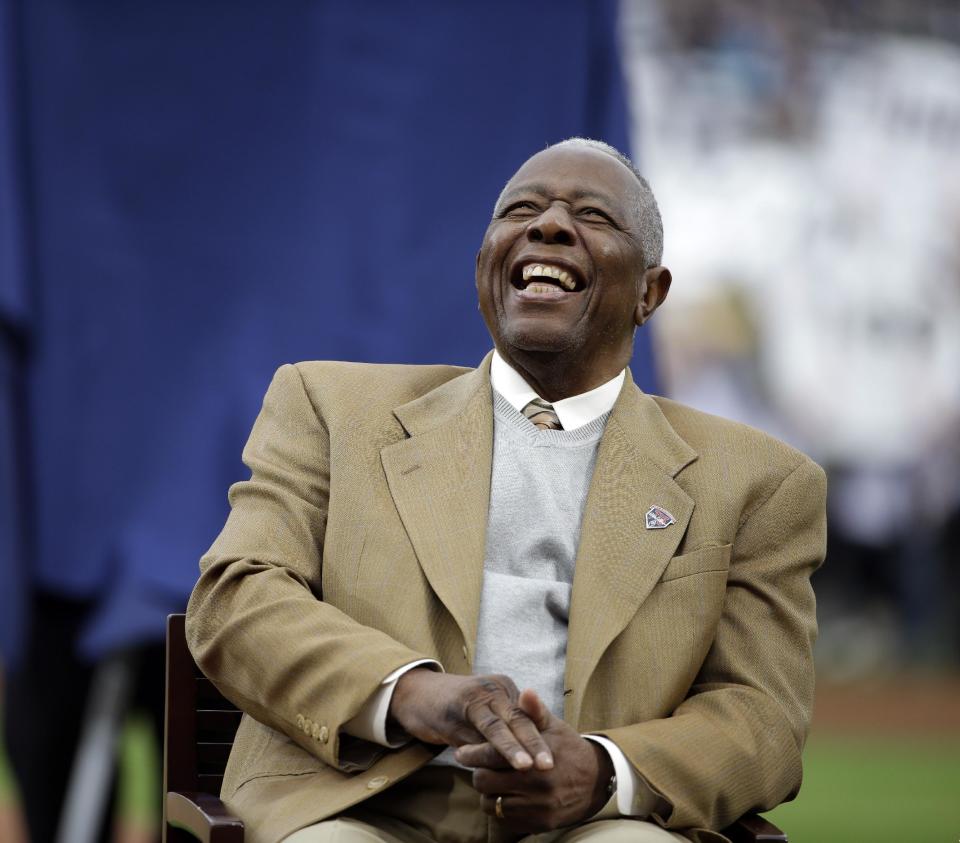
497, 137, 664, 269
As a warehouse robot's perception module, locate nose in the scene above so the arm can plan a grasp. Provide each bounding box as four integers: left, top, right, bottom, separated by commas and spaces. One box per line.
527, 204, 575, 246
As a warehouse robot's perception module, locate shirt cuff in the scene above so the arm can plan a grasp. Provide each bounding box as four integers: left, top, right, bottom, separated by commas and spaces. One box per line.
583, 734, 659, 818
342, 658, 442, 747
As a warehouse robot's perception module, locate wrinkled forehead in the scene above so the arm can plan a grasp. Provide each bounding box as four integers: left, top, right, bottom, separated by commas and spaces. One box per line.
498, 145, 641, 216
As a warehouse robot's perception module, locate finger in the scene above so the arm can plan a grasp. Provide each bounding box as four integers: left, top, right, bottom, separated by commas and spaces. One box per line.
480, 793, 521, 818
506, 688, 554, 770
448, 725, 485, 747
518, 688, 553, 731
487, 696, 553, 771
479, 793, 544, 833
466, 702, 534, 770
472, 768, 531, 796
454, 742, 511, 769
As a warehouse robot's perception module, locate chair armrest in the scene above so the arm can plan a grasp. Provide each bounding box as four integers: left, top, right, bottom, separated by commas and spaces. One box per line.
722, 812, 787, 842
166, 791, 244, 843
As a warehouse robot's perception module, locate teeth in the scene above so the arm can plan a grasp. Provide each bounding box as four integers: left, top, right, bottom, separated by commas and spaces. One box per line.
521, 263, 577, 290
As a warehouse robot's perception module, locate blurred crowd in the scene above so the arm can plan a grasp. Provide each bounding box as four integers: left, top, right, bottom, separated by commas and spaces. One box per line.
623, 0, 960, 673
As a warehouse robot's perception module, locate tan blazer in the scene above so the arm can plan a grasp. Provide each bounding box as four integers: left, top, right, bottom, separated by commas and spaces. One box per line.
185, 353, 826, 843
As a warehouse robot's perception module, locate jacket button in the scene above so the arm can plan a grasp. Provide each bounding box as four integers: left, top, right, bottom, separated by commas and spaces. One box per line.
311, 723, 321, 740
296, 715, 305, 730
366, 775, 389, 790
303, 718, 313, 734
319, 725, 329, 743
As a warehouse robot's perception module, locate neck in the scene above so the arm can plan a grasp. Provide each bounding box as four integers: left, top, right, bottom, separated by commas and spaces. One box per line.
496, 346, 627, 402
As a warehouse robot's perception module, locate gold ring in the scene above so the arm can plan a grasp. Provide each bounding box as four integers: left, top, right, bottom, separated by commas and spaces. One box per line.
495, 795, 504, 820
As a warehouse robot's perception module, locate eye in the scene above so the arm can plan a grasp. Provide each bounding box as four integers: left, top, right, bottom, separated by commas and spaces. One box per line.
579, 207, 613, 222
498, 201, 539, 218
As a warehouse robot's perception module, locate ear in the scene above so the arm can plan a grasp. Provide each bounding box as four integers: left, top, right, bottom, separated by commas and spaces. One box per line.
475, 249, 482, 287
635, 266, 672, 327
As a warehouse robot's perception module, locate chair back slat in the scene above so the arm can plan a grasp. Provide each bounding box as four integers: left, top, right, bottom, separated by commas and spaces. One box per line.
164, 614, 242, 797
198, 709, 243, 741
197, 676, 233, 708
197, 741, 235, 773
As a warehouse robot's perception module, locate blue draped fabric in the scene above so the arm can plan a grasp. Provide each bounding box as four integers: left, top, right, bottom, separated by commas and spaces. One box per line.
0, 0, 30, 667
0, 0, 656, 666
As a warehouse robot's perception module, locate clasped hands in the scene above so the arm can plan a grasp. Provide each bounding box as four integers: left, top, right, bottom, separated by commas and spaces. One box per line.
388, 669, 614, 833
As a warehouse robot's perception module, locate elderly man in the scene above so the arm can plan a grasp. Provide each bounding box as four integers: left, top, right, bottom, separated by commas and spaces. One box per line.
186, 139, 826, 843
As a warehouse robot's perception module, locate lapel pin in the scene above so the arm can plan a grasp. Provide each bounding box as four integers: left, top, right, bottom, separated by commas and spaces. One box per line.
645, 505, 676, 530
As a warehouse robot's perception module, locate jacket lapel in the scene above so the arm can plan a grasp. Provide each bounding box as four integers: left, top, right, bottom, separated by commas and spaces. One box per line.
564, 373, 697, 727
380, 355, 494, 661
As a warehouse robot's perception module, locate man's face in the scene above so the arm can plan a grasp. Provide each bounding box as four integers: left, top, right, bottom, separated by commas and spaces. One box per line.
476, 146, 651, 368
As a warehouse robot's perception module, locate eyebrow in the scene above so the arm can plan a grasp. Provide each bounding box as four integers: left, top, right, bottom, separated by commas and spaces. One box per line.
498, 183, 618, 207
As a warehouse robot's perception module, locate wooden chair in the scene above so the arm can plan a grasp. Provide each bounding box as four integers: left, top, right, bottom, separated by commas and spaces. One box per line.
164, 613, 243, 842
163, 614, 787, 842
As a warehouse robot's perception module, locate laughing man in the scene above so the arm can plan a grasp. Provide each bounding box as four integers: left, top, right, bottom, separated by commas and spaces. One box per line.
186, 138, 826, 843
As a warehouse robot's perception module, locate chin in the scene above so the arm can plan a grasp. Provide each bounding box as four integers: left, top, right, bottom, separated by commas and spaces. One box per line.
500, 323, 578, 354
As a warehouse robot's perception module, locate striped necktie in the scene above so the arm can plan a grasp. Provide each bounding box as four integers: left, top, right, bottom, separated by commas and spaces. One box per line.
522, 398, 563, 431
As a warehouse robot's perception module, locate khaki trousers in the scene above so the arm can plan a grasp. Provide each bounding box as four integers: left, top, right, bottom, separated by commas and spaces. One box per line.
283, 767, 687, 843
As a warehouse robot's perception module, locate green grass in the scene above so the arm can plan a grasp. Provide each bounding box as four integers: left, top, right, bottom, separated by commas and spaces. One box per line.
0, 751, 15, 805
115, 711, 160, 830
766, 735, 960, 842
0, 704, 16, 805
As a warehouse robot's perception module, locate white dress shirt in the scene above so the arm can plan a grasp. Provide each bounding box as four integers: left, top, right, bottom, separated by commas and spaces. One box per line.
342, 351, 656, 818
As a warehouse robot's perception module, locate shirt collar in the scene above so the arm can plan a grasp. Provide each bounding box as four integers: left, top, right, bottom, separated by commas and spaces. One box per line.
490, 350, 625, 431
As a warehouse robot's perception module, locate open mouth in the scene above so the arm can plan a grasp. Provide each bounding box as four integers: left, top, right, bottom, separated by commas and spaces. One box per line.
510, 261, 585, 295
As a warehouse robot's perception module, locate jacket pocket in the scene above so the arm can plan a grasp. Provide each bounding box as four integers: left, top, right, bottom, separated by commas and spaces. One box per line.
229, 715, 325, 793
659, 543, 732, 582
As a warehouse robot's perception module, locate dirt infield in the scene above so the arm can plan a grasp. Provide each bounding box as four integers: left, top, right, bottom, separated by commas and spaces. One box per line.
814, 675, 960, 735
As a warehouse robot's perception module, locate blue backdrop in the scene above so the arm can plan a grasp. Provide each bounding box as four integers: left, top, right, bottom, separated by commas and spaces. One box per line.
0, 0, 656, 666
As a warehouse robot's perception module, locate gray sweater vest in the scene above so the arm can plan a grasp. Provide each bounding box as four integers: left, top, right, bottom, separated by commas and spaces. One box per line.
472, 391, 608, 718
